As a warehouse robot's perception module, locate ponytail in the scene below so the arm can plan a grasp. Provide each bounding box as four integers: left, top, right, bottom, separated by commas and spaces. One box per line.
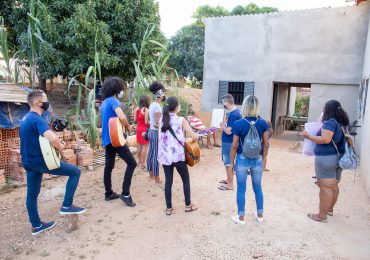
161, 96, 179, 132
161, 105, 171, 132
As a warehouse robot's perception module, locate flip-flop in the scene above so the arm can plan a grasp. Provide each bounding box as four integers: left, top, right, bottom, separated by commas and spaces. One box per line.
218, 185, 234, 191
219, 180, 227, 184
166, 208, 173, 216
213, 144, 221, 147
185, 204, 198, 212
307, 213, 327, 223
327, 211, 333, 216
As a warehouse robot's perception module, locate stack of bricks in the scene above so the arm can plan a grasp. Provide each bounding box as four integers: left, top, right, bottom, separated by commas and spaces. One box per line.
0, 128, 20, 180
75, 140, 93, 167
8, 148, 26, 185
0, 169, 5, 186
61, 149, 77, 165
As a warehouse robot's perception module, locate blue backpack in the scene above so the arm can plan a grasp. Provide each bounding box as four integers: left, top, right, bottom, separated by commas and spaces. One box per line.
332, 128, 359, 170
242, 119, 262, 159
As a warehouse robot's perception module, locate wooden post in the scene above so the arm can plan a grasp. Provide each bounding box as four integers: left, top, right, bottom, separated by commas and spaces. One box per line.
64, 214, 79, 233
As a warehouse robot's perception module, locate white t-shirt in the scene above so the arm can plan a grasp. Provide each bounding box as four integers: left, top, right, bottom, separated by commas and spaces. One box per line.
149, 102, 162, 130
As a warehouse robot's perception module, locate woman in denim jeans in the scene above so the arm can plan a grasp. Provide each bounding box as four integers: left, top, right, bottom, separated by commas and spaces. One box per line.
230, 96, 270, 226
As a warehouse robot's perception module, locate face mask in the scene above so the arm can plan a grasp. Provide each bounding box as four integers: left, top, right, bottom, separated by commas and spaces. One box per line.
118, 91, 124, 99
41, 101, 50, 111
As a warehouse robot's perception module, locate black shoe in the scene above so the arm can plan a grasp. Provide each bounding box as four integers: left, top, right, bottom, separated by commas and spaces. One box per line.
120, 194, 136, 207
105, 192, 120, 201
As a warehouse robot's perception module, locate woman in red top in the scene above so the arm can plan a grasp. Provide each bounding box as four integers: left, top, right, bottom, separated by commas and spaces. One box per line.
134, 95, 150, 169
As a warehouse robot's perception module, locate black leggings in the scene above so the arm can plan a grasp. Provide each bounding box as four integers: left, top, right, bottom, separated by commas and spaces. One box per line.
163, 161, 191, 209
104, 144, 137, 197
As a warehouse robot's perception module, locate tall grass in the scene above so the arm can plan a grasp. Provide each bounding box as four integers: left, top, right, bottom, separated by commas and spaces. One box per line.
67, 32, 101, 149
132, 24, 179, 105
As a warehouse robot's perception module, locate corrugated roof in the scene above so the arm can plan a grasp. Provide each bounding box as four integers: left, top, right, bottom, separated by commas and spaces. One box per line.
0, 84, 28, 103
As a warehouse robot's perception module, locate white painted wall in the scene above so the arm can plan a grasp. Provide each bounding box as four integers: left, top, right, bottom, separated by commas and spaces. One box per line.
308, 84, 359, 122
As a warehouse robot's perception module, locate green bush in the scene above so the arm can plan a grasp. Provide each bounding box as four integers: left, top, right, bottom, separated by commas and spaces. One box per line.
294, 96, 310, 117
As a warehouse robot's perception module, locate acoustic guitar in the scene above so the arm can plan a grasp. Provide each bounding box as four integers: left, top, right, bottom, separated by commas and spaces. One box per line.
39, 135, 60, 170
109, 117, 127, 147
184, 138, 201, 167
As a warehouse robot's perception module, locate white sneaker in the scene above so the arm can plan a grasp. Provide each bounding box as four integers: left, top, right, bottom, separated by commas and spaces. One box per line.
255, 212, 264, 223
232, 216, 245, 226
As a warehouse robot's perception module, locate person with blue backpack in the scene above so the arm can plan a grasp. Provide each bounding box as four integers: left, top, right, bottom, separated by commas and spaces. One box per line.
230, 95, 270, 226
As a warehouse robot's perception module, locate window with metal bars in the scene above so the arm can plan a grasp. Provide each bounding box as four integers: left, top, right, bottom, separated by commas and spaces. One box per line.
218, 81, 255, 105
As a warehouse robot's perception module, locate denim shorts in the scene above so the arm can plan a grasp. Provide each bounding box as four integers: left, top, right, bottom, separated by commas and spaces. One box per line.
315, 155, 342, 180
222, 142, 232, 166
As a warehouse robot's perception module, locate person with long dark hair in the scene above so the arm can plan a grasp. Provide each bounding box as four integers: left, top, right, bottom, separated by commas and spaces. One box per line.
100, 77, 137, 206
134, 95, 150, 169
158, 96, 199, 215
304, 100, 349, 222
147, 82, 166, 184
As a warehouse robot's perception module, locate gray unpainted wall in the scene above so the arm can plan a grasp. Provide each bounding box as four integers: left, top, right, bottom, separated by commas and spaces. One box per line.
308, 84, 359, 122
202, 3, 370, 120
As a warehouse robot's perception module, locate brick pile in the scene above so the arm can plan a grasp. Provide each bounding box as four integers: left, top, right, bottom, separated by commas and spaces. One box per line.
8, 149, 26, 185
0, 127, 100, 187
61, 149, 77, 165
75, 140, 93, 167
0, 169, 5, 186
0, 128, 20, 180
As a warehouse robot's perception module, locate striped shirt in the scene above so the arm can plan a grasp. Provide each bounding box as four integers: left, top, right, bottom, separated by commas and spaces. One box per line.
188, 116, 206, 130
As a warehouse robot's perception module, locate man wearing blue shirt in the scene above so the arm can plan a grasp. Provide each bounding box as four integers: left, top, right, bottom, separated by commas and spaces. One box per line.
219, 94, 242, 191
100, 77, 137, 206
20, 90, 85, 236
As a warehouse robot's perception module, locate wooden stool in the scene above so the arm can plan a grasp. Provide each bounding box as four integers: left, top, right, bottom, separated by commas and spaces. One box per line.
64, 214, 79, 233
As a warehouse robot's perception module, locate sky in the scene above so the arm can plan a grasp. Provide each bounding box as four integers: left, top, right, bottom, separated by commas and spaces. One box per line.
157, 0, 355, 37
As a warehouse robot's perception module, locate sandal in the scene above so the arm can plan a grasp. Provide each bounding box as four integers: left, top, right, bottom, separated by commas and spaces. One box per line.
166, 208, 173, 216
218, 185, 234, 191
185, 204, 198, 212
219, 180, 227, 184
327, 211, 333, 216
307, 213, 327, 223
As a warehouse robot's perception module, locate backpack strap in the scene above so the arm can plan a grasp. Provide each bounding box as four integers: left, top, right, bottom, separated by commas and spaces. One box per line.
331, 139, 340, 156
331, 124, 346, 156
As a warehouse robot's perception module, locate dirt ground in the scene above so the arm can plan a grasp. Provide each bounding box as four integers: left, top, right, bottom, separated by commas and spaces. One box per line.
1, 132, 370, 260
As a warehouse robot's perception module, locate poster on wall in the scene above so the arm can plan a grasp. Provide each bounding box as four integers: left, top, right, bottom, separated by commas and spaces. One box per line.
358, 77, 369, 122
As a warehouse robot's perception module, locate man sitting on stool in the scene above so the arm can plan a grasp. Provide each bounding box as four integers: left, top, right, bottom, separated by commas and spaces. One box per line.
187, 111, 221, 149
20, 89, 86, 236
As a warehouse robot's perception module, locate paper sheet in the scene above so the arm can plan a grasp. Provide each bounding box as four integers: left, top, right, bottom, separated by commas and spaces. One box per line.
303, 122, 322, 156
211, 109, 224, 128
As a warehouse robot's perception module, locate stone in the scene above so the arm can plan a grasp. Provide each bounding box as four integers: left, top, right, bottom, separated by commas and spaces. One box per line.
64, 214, 79, 233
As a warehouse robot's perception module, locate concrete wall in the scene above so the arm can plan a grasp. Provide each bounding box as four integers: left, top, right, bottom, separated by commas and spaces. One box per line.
308, 84, 359, 122
359, 5, 370, 196
289, 87, 297, 116
274, 83, 289, 130
202, 3, 370, 120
